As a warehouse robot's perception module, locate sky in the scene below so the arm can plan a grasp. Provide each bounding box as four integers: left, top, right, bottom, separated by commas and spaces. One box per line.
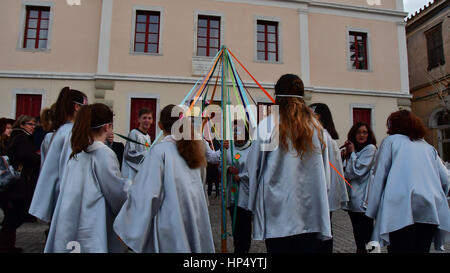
403, 0, 435, 16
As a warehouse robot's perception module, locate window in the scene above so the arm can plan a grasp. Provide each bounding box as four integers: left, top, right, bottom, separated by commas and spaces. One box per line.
437, 110, 449, 162
197, 16, 220, 57
352, 108, 371, 128
15, 94, 42, 119
134, 11, 160, 53
257, 20, 279, 62
425, 24, 445, 70
349, 32, 368, 70
23, 6, 50, 49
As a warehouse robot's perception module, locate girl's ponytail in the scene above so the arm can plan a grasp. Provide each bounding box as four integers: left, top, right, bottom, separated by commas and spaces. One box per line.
70, 105, 92, 159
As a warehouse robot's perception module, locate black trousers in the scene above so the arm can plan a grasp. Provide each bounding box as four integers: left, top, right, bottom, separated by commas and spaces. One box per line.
347, 211, 374, 253
228, 206, 252, 253
206, 164, 220, 196
388, 223, 438, 253
318, 212, 333, 253
265, 233, 322, 253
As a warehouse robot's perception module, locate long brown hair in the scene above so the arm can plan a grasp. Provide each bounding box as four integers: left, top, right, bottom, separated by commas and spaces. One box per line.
70, 103, 113, 159
0, 118, 14, 153
160, 104, 206, 169
54, 87, 87, 131
387, 110, 427, 141
275, 74, 325, 157
347, 122, 377, 152
40, 103, 56, 132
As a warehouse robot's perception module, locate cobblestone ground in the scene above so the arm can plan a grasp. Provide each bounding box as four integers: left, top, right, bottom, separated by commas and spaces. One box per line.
1, 196, 449, 253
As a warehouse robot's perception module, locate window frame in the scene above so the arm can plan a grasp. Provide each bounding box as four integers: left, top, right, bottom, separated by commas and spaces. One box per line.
196, 15, 221, 57
254, 16, 283, 64
193, 10, 224, 59
346, 27, 372, 72
130, 6, 164, 56
425, 23, 445, 71
11, 88, 47, 119
349, 103, 375, 131
17, 1, 54, 52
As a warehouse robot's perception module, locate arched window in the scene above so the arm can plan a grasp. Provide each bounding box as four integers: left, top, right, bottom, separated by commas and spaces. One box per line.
430, 109, 450, 162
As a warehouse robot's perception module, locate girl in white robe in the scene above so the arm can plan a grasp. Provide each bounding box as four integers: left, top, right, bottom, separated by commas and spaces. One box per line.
45, 103, 128, 253
114, 104, 215, 253
365, 110, 450, 253
310, 103, 349, 253
246, 74, 331, 253
342, 121, 377, 253
29, 87, 87, 223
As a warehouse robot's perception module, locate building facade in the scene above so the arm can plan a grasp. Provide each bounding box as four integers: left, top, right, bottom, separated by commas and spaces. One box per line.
406, 0, 449, 162
0, 0, 410, 145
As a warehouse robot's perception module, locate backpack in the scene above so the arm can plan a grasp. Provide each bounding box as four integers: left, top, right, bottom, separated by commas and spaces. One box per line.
0, 156, 21, 192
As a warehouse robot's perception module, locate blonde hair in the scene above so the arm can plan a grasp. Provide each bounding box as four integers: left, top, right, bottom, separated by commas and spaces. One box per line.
275, 74, 325, 158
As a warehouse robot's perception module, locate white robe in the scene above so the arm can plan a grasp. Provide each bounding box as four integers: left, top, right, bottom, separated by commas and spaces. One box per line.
343, 144, 377, 213
113, 135, 215, 253
44, 141, 131, 253
121, 129, 151, 180
40, 132, 53, 168
324, 130, 349, 212
365, 134, 450, 250
44, 141, 129, 253
29, 123, 73, 222
246, 115, 332, 241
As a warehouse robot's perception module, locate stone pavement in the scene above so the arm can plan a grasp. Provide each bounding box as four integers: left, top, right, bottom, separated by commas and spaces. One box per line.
1, 197, 449, 253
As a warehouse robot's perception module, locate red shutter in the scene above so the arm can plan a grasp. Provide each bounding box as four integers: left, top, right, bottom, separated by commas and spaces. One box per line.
16, 94, 42, 119
353, 108, 371, 128
130, 98, 157, 141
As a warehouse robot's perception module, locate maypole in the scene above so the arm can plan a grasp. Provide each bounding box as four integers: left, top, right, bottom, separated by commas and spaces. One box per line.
220, 46, 228, 253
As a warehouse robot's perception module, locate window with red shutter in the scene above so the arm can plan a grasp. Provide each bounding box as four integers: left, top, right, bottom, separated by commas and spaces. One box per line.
134, 11, 160, 53
197, 16, 220, 57
349, 32, 368, 70
16, 94, 42, 119
23, 6, 50, 49
257, 21, 279, 62
352, 108, 371, 128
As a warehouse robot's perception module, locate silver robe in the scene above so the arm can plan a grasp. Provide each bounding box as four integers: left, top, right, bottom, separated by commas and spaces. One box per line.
40, 132, 53, 168
324, 130, 349, 212
121, 129, 151, 180
365, 134, 450, 249
29, 123, 73, 222
246, 116, 332, 241
343, 144, 377, 212
113, 135, 215, 253
45, 142, 129, 253
224, 141, 252, 210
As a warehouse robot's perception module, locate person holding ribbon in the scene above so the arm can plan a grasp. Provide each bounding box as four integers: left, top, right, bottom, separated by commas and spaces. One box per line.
341, 122, 377, 253
121, 108, 153, 180
114, 104, 215, 253
246, 74, 331, 253
222, 119, 253, 253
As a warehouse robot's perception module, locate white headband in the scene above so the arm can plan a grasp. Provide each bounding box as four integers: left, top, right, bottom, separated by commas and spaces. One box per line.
275, 94, 304, 99
92, 123, 111, 129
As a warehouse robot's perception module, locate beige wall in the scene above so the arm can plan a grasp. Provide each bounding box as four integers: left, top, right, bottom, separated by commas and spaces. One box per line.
316, 0, 397, 10
309, 12, 402, 92
109, 0, 301, 82
0, 0, 101, 73
310, 92, 398, 146
0, 78, 95, 117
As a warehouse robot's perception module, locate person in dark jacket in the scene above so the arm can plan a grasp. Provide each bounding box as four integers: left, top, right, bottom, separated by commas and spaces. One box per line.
105, 131, 125, 169
0, 115, 40, 252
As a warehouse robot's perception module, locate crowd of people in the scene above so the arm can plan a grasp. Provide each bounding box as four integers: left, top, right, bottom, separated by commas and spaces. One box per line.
0, 73, 449, 253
